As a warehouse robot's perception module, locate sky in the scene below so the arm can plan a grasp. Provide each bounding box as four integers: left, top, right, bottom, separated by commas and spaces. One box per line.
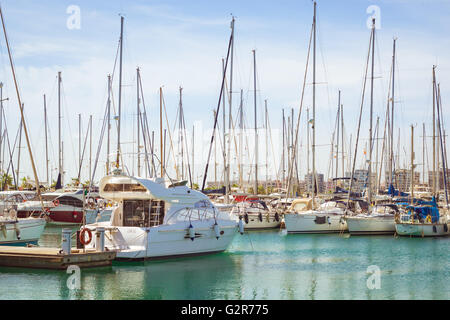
0, 0, 449, 187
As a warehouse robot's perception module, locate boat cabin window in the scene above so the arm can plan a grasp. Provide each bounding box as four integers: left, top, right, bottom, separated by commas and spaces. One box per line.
57, 196, 84, 208
122, 200, 165, 227
104, 183, 147, 192
39, 194, 60, 201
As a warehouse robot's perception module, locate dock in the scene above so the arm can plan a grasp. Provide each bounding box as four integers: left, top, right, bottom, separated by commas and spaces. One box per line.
0, 246, 116, 270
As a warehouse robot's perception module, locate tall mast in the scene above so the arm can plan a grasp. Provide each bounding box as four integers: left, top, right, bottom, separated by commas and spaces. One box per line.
221, 58, 227, 201
253, 49, 258, 195
341, 103, 345, 178
58, 71, 63, 185
17, 103, 23, 188
265, 99, 268, 190
78, 114, 81, 176
89, 115, 92, 182
0, 83, 2, 175
44, 95, 49, 187
192, 125, 195, 186
137, 67, 141, 176
213, 110, 217, 185
389, 38, 396, 187
335, 90, 340, 179
179, 86, 184, 180
375, 116, 380, 192
282, 109, 286, 188
116, 16, 124, 170
160, 87, 163, 177
0, 6, 42, 202
306, 108, 309, 177
432, 66, 436, 195
312, 1, 317, 205
423, 123, 425, 185
368, 18, 375, 205
106, 74, 111, 175
239, 89, 243, 189
227, 17, 234, 199
437, 83, 449, 205
410, 125, 414, 204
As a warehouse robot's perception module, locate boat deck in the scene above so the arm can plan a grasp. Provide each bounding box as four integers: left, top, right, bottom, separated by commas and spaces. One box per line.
0, 246, 116, 269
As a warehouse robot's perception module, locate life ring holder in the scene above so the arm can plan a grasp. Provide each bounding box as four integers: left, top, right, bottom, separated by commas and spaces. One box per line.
79, 228, 93, 245
53, 199, 60, 207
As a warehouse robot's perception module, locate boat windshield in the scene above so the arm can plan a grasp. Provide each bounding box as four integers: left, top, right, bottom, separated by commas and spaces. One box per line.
165, 200, 220, 224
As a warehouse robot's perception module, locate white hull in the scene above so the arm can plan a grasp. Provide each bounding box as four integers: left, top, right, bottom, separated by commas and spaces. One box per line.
284, 212, 347, 233
0, 218, 46, 245
346, 216, 395, 235
85, 219, 237, 260
395, 222, 450, 237
243, 213, 281, 230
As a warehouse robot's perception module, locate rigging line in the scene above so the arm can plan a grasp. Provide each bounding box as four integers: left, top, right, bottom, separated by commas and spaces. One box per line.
346, 22, 373, 210
285, 19, 313, 200
138, 73, 157, 177
266, 106, 280, 186
2, 106, 17, 187
5, 114, 22, 181
180, 103, 193, 187
89, 104, 108, 190
377, 106, 389, 197
316, 13, 333, 131
60, 80, 78, 177
436, 84, 448, 205
383, 60, 393, 186
161, 90, 179, 179
76, 117, 91, 182
138, 109, 151, 178
201, 29, 233, 191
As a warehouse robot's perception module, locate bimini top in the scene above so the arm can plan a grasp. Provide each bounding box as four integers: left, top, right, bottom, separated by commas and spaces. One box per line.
99, 174, 210, 206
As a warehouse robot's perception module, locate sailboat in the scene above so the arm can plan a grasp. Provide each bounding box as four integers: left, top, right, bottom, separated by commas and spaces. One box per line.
347, 37, 398, 235
395, 68, 450, 237
0, 7, 47, 245
81, 17, 240, 259
230, 49, 281, 230
284, 2, 350, 234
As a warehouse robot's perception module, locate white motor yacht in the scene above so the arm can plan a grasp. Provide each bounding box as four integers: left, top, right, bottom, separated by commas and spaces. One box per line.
81, 173, 239, 260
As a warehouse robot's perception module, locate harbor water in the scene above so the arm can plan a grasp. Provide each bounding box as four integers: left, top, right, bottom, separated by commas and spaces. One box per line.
0, 226, 448, 300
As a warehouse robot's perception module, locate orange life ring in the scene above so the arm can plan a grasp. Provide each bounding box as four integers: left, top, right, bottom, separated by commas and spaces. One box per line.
53, 199, 60, 207
79, 228, 92, 245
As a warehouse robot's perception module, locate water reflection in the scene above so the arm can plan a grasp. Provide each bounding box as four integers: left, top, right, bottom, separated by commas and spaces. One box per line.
0, 226, 448, 300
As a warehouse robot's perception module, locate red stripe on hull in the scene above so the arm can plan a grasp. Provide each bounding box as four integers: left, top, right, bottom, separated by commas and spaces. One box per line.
48, 210, 84, 224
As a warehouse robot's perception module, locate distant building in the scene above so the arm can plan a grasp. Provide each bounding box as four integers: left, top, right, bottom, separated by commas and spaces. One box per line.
305, 173, 325, 194
428, 169, 450, 191
390, 169, 420, 192
346, 169, 376, 194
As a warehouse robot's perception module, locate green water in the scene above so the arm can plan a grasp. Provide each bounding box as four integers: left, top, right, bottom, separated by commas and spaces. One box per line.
0, 226, 448, 300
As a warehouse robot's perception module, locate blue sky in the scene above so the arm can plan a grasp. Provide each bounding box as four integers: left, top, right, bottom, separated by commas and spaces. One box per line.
0, 0, 449, 185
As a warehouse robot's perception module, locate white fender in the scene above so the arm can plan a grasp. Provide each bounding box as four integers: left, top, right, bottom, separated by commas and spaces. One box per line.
213, 222, 220, 239
189, 223, 195, 241
14, 222, 21, 240
238, 218, 245, 235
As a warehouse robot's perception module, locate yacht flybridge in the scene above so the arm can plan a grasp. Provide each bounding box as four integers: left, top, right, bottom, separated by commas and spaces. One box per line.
82, 172, 240, 260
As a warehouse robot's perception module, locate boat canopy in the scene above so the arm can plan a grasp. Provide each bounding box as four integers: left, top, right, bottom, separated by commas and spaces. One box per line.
405, 205, 440, 223
99, 174, 210, 206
